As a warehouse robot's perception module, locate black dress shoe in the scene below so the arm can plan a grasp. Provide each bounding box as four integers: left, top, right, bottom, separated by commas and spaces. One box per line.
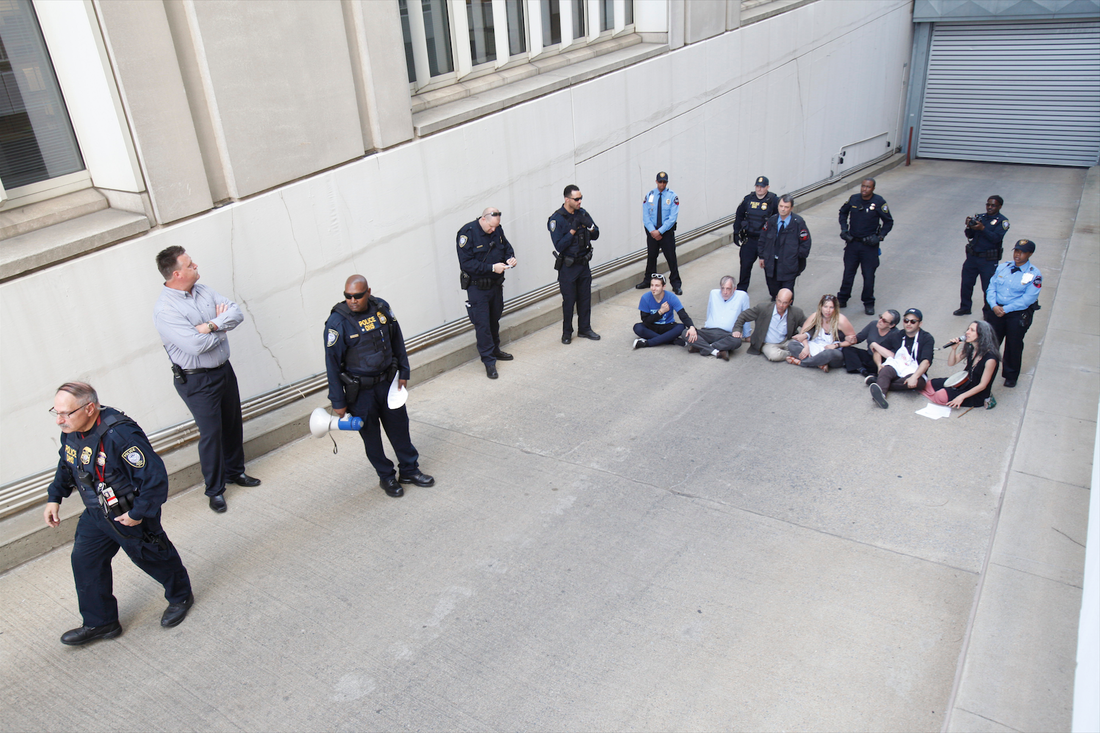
491, 350, 513, 360
399, 470, 435, 487
1004, 378, 1017, 388
562, 334, 572, 344
578, 330, 600, 340
209, 493, 227, 513
61, 621, 122, 646
838, 300, 848, 308
864, 305, 875, 316
227, 473, 261, 487
673, 287, 683, 295
486, 364, 498, 379
161, 593, 194, 628
634, 282, 649, 289
953, 308, 972, 316
380, 476, 404, 497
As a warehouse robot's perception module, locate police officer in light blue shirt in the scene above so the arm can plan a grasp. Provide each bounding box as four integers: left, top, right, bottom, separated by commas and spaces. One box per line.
985, 239, 1042, 388
635, 172, 682, 294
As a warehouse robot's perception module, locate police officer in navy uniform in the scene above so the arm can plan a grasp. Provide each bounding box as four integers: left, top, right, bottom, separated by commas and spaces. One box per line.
635, 172, 682, 295
985, 240, 1042, 388
757, 194, 812, 299
324, 275, 434, 497
549, 184, 602, 344
457, 207, 517, 379
955, 195, 1009, 316
837, 177, 894, 316
733, 175, 778, 293
44, 382, 193, 645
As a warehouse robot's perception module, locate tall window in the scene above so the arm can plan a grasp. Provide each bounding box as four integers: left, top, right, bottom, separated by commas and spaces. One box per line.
0, 0, 82, 193
403, 0, 634, 91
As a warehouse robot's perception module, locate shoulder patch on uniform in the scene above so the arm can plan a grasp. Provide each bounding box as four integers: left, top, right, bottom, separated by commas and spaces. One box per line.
122, 446, 146, 469
80, 446, 93, 465
1003, 220, 1010, 229
882, 204, 888, 213
549, 219, 556, 232
1033, 275, 1042, 288
673, 196, 679, 205
459, 235, 468, 248
326, 328, 338, 347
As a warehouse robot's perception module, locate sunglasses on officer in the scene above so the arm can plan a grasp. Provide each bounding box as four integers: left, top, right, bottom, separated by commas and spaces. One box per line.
344, 291, 368, 300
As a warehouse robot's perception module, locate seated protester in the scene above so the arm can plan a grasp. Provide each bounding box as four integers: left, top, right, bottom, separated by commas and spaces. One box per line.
731, 288, 806, 361
680, 275, 749, 361
843, 309, 900, 376
633, 274, 697, 349
785, 294, 856, 372
925, 320, 1000, 409
867, 308, 935, 409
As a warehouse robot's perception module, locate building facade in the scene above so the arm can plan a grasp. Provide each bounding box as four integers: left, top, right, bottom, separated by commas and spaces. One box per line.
0, 0, 914, 487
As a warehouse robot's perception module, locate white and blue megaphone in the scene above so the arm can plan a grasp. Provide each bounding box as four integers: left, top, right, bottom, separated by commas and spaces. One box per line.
309, 407, 363, 438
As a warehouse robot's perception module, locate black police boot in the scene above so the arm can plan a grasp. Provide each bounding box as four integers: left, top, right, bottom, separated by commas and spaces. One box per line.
577, 330, 601, 341
485, 364, 498, 379
209, 493, 227, 513
953, 308, 971, 316
562, 334, 572, 344
380, 476, 404, 497
161, 593, 194, 628
61, 622, 122, 646
634, 281, 649, 289
491, 349, 513, 360
398, 470, 435, 487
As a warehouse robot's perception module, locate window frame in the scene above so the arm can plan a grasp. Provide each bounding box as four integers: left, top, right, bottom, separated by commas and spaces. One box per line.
405, 0, 634, 94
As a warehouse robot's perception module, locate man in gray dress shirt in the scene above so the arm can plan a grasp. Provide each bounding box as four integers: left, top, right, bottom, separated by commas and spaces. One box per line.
153, 246, 260, 513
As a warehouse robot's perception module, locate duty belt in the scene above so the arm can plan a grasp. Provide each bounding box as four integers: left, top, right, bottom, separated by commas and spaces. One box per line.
182, 362, 227, 375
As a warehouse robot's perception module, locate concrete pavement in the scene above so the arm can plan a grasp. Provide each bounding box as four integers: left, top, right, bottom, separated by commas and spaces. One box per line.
0, 160, 1094, 732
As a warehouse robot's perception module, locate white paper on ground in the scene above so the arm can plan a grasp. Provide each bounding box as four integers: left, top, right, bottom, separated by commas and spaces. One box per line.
387, 372, 407, 409
916, 402, 952, 420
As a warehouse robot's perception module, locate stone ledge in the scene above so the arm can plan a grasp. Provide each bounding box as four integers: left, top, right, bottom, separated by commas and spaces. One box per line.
0, 188, 109, 240
0, 207, 150, 282
413, 41, 666, 137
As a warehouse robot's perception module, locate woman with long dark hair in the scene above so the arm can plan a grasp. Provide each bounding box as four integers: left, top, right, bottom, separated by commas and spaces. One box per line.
926, 320, 1000, 408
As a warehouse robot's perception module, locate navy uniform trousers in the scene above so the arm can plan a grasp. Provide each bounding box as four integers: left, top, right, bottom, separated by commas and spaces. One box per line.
72, 509, 191, 627
465, 284, 504, 364
839, 242, 880, 307
558, 261, 593, 336
960, 255, 998, 312
350, 378, 419, 480
986, 308, 1028, 382
173, 361, 246, 497
644, 229, 679, 289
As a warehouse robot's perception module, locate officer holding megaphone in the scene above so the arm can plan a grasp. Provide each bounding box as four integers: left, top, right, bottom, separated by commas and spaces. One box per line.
323, 275, 434, 497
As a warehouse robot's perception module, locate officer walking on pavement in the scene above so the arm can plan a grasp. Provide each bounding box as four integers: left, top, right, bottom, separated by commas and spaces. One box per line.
985, 239, 1042, 388
733, 175, 778, 293
44, 382, 193, 645
955, 195, 1009, 316
153, 246, 261, 514
635, 172, 682, 295
549, 184, 602, 344
457, 207, 518, 379
837, 178, 894, 316
324, 275, 434, 497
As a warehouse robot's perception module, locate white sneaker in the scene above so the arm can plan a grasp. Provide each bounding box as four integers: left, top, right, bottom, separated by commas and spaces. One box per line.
633, 338, 646, 350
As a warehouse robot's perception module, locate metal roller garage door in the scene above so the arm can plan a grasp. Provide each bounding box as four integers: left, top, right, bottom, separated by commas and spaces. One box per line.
917, 20, 1100, 167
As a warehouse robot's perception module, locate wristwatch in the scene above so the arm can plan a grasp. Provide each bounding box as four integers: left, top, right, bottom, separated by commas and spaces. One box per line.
207, 321, 218, 332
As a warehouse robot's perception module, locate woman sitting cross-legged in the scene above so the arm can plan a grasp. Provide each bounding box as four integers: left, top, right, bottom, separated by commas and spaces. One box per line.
785, 294, 856, 372
925, 320, 1000, 408
633, 274, 697, 349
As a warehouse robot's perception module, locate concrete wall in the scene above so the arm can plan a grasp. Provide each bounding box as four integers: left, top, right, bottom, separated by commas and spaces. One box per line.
0, 0, 913, 484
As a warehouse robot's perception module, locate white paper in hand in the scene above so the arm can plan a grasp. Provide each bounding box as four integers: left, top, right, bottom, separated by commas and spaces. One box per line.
387, 372, 408, 409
